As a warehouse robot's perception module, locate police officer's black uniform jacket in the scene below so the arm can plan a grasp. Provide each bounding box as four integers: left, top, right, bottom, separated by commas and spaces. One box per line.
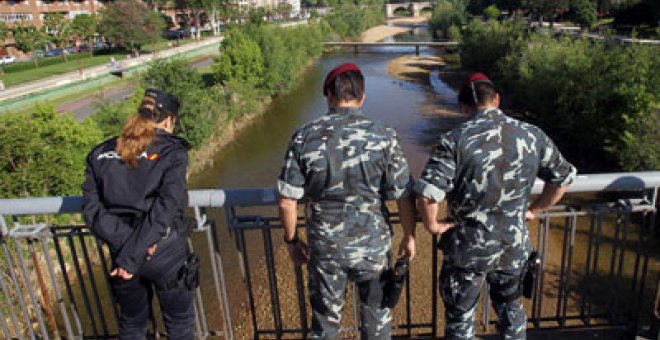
82, 129, 189, 275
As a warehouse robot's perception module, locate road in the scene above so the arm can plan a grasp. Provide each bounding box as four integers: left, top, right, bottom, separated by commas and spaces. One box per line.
58, 54, 217, 120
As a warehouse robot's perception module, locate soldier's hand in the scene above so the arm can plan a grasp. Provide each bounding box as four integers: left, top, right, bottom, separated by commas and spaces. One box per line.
110, 267, 133, 280
287, 240, 309, 266
398, 235, 416, 260
525, 209, 541, 221
428, 220, 457, 235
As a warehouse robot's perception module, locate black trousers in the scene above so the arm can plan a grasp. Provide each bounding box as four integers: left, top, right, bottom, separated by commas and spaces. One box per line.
111, 230, 195, 340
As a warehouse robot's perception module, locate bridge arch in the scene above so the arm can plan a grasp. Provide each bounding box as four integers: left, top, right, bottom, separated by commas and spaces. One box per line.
385, 2, 432, 17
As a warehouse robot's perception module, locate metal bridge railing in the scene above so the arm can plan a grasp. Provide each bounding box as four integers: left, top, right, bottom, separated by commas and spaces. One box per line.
0, 172, 659, 339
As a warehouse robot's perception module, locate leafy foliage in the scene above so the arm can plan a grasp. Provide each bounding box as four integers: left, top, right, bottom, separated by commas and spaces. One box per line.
12, 22, 48, 67
71, 14, 98, 54
483, 4, 501, 20
142, 59, 226, 147
429, 0, 468, 38
323, 5, 385, 39
461, 19, 660, 171
213, 29, 264, 86
0, 106, 102, 198
98, 0, 166, 53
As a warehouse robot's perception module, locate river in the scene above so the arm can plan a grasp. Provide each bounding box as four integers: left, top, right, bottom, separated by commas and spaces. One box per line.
188, 29, 462, 190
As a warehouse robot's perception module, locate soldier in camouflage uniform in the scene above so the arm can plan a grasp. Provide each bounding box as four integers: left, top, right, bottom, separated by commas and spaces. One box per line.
415, 73, 577, 339
277, 63, 417, 339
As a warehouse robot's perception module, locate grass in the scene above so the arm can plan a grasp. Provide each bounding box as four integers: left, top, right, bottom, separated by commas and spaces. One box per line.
1, 53, 127, 87
0, 37, 202, 88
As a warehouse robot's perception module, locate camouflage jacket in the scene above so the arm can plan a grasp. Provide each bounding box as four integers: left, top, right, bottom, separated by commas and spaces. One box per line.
414, 108, 576, 270
278, 107, 411, 270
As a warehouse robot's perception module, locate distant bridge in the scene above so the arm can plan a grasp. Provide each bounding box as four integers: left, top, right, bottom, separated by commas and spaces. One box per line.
323, 41, 458, 55
385, 1, 432, 17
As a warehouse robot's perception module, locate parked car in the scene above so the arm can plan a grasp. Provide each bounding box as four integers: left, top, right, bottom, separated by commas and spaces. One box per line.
0, 55, 15, 64
92, 42, 110, 53
163, 29, 191, 40
44, 48, 64, 57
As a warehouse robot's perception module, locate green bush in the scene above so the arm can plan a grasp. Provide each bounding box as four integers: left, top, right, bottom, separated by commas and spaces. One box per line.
483, 4, 501, 20
90, 86, 144, 139
429, 0, 468, 38
245, 23, 324, 96
142, 59, 226, 147
213, 29, 264, 86
459, 18, 525, 76
0, 105, 103, 198
491, 31, 660, 170
323, 5, 385, 39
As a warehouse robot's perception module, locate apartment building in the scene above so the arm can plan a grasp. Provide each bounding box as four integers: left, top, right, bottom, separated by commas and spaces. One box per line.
0, 0, 113, 28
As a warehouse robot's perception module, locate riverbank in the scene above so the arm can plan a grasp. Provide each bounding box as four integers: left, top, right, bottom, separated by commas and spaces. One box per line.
361, 16, 430, 42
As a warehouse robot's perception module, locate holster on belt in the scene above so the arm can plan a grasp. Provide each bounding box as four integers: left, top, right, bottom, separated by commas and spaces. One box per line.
381, 257, 409, 308
520, 251, 540, 299
178, 252, 200, 290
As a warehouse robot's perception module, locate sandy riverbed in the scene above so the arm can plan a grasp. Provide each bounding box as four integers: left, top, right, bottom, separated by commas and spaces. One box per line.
360, 16, 430, 43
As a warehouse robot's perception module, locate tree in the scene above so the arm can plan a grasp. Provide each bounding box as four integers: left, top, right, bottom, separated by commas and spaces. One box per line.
571, 0, 596, 28
12, 22, 48, 67
212, 29, 264, 86
0, 22, 11, 74
0, 105, 103, 198
43, 13, 71, 62
71, 14, 97, 55
429, 0, 468, 38
98, 0, 166, 55
484, 4, 501, 20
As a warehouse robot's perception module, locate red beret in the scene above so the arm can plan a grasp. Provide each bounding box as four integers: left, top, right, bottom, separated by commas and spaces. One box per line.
323, 63, 363, 96
459, 72, 494, 97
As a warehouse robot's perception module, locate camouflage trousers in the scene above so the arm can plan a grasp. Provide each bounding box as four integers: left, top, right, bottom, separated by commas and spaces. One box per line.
440, 259, 527, 339
308, 257, 391, 339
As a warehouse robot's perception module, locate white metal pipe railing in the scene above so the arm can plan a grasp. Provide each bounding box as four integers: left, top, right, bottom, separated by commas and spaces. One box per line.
1, 172, 659, 218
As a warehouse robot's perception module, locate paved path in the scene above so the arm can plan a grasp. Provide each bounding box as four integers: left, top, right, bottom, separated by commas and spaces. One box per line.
57, 54, 218, 120
0, 36, 223, 103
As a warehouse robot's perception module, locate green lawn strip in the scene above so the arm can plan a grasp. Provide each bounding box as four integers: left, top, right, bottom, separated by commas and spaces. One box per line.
11, 75, 139, 116
2, 53, 127, 87
2, 37, 211, 88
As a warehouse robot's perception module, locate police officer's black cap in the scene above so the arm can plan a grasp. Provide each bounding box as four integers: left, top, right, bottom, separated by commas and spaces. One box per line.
141, 88, 180, 118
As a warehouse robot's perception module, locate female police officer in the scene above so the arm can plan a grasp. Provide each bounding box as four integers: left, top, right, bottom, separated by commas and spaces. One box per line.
82, 89, 195, 339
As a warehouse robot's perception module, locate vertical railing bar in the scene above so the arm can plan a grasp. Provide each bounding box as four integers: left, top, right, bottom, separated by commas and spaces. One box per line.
148, 290, 159, 338
12, 236, 49, 340
352, 282, 360, 336
589, 212, 604, 326
294, 264, 308, 338
27, 238, 59, 338
580, 212, 596, 326
208, 219, 234, 340
187, 237, 207, 338
405, 263, 412, 337
556, 213, 570, 325
66, 234, 100, 337
608, 212, 622, 283
532, 218, 543, 328
482, 283, 490, 331
39, 235, 75, 339
537, 216, 549, 327
77, 232, 110, 337
0, 298, 11, 339
607, 209, 622, 323
261, 221, 283, 338
561, 210, 577, 326
238, 230, 259, 337
2, 236, 34, 339
431, 233, 438, 338
613, 207, 632, 322
94, 238, 120, 326
0, 237, 23, 339
52, 231, 84, 337
635, 206, 654, 317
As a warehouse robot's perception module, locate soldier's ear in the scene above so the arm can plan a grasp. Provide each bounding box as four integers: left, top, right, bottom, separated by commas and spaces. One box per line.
494, 93, 500, 108
358, 93, 366, 107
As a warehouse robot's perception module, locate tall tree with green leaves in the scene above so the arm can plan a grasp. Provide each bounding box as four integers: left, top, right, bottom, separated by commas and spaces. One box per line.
99, 0, 166, 55
71, 14, 97, 55
0, 22, 11, 74
43, 13, 71, 62
12, 22, 47, 67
